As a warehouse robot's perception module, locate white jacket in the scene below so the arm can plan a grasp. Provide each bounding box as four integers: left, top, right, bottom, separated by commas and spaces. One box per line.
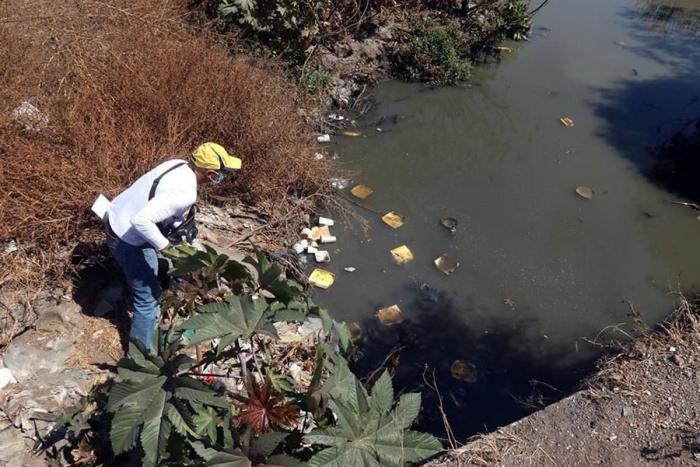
107, 159, 197, 250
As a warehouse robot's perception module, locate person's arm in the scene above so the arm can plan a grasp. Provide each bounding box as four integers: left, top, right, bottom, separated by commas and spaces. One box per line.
131, 192, 193, 250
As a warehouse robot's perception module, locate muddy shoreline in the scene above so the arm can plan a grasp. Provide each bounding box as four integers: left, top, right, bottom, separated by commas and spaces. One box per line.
424, 297, 700, 466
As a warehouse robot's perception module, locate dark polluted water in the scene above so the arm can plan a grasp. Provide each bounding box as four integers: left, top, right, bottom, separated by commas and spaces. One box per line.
309, 0, 700, 442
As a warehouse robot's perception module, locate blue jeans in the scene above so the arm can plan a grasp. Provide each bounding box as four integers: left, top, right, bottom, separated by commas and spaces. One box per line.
105, 231, 161, 351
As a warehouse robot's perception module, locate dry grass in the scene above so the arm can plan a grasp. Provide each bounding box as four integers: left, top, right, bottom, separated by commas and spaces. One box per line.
0, 0, 336, 286
584, 292, 700, 398
66, 315, 127, 369
425, 430, 534, 467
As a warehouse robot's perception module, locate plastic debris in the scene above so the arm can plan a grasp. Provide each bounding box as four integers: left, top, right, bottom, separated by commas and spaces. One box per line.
390, 245, 414, 264
440, 217, 458, 233
497, 46, 512, 52
307, 246, 318, 254
308, 269, 335, 289
320, 235, 336, 244
300, 228, 313, 239
376, 128, 383, 132
434, 254, 459, 274
560, 117, 574, 127
376, 305, 404, 325
343, 131, 362, 137
314, 250, 330, 263
382, 211, 405, 229
4, 240, 18, 253
575, 186, 594, 199
318, 216, 335, 226
450, 360, 478, 382
330, 178, 350, 190
0, 369, 17, 389
351, 184, 373, 199
317, 134, 331, 143
328, 114, 345, 121
12, 101, 48, 131
309, 226, 331, 241
314, 153, 324, 160
344, 267, 356, 273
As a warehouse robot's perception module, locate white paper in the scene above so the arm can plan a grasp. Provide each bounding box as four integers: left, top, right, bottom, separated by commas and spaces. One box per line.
91, 194, 111, 220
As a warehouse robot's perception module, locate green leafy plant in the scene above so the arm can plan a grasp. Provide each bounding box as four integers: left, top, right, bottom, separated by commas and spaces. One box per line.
392, 19, 473, 85
501, 0, 532, 41
307, 356, 442, 466
52, 245, 442, 466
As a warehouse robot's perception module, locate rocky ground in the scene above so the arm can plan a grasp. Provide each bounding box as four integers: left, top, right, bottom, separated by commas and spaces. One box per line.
426, 299, 700, 467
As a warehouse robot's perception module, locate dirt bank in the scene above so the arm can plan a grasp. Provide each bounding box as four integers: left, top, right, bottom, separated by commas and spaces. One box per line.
425, 295, 700, 466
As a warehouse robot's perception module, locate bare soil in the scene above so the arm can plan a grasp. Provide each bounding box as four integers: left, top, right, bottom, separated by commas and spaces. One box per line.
426, 297, 700, 467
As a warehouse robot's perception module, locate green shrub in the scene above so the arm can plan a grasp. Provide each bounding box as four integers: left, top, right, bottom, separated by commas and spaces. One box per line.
52, 245, 443, 466
502, 0, 532, 41
392, 20, 472, 85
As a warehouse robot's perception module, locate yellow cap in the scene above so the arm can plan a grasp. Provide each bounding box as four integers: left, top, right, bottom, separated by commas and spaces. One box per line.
192, 142, 242, 171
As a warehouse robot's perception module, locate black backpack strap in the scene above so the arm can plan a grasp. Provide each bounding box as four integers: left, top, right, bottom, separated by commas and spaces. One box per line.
148, 162, 187, 201
147, 162, 191, 235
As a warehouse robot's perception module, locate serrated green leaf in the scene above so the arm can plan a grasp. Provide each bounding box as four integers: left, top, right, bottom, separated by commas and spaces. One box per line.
333, 321, 352, 351
166, 401, 197, 437
272, 308, 307, 323
264, 454, 305, 467
321, 357, 357, 411
377, 430, 443, 465
393, 393, 421, 430
110, 403, 146, 455
178, 295, 268, 346
260, 263, 283, 289
107, 376, 166, 411
369, 371, 393, 414
192, 406, 219, 441
318, 309, 333, 333
140, 389, 168, 467
250, 432, 287, 458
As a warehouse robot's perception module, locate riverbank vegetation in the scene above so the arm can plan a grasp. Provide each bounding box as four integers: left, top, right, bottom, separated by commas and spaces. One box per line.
49, 246, 442, 466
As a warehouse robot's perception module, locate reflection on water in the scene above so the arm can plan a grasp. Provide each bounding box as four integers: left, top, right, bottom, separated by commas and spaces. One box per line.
314, 0, 700, 441
637, 0, 700, 36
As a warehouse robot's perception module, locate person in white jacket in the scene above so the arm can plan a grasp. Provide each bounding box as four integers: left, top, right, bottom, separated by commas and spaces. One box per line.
104, 143, 241, 350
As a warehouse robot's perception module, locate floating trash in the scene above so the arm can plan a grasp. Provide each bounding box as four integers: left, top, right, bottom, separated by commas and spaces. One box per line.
320, 235, 336, 244
450, 360, 478, 382
497, 46, 512, 53
309, 269, 335, 289
343, 131, 362, 137
307, 245, 318, 254
504, 298, 516, 309
300, 228, 313, 239
349, 322, 362, 342
309, 225, 331, 241
434, 254, 459, 274
351, 184, 373, 199
317, 134, 331, 143
314, 153, 324, 160
382, 211, 405, 229
330, 178, 350, 190
328, 114, 345, 121
314, 250, 330, 263
440, 217, 459, 233
318, 216, 335, 226
344, 267, 356, 273
575, 186, 594, 199
390, 245, 414, 264
376, 305, 404, 325
560, 117, 574, 127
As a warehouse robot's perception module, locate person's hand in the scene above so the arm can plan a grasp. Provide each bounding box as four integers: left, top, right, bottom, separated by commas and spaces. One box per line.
161, 243, 172, 251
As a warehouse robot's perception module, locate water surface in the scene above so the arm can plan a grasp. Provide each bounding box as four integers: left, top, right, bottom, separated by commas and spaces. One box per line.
315, 0, 700, 439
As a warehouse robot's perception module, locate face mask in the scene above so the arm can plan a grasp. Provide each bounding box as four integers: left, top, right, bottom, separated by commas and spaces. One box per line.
208, 171, 226, 186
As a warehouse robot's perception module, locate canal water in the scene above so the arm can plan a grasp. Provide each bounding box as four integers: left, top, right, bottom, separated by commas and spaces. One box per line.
315, 0, 700, 440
